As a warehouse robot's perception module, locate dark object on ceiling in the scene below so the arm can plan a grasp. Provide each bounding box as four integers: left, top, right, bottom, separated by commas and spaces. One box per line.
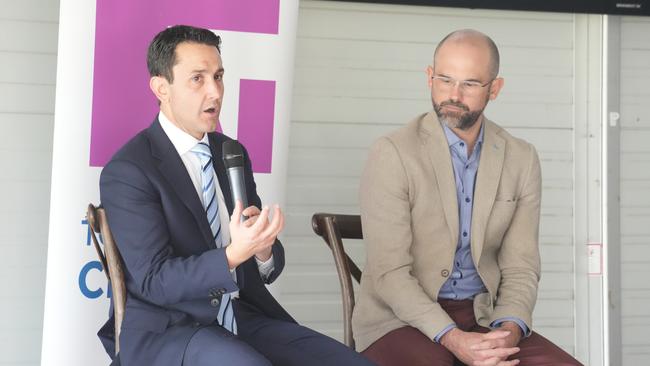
327, 0, 649, 16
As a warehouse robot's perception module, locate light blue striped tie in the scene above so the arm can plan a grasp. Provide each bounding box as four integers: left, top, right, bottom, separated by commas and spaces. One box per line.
191, 142, 237, 334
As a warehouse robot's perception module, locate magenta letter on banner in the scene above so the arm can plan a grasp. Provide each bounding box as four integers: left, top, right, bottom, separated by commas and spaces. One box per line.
90, 0, 279, 168
237, 80, 276, 174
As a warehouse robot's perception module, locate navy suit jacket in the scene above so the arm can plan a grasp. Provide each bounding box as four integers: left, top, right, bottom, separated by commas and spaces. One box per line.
98, 118, 294, 365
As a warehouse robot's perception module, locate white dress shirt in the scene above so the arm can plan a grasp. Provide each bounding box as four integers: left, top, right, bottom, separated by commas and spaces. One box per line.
158, 111, 275, 281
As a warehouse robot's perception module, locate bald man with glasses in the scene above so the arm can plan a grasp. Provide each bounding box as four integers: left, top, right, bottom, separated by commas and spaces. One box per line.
352, 29, 583, 366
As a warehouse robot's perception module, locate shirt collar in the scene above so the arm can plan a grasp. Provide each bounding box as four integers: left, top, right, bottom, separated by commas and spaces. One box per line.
441, 120, 485, 149
158, 111, 209, 156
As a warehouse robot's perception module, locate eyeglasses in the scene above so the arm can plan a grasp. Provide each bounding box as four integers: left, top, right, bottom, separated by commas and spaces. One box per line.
431, 75, 493, 96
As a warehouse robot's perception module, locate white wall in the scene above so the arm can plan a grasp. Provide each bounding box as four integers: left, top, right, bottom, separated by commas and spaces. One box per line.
619, 16, 650, 366
0, 0, 59, 364
284, 0, 579, 356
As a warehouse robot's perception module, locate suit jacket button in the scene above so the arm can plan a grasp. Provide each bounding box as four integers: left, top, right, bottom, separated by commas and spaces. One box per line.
210, 298, 220, 307
441, 269, 450, 277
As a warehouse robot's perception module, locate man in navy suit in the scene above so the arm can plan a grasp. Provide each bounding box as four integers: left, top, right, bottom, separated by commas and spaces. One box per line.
98, 25, 374, 366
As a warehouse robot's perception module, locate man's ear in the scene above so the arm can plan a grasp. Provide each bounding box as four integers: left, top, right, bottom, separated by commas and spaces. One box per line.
426, 65, 434, 89
150, 76, 169, 104
488, 77, 504, 101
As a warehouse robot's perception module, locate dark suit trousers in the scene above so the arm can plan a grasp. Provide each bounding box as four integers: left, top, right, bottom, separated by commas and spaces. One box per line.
182, 299, 376, 366
362, 299, 583, 366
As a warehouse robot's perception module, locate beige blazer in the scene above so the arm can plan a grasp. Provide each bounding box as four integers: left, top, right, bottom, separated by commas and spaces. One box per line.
352, 112, 542, 351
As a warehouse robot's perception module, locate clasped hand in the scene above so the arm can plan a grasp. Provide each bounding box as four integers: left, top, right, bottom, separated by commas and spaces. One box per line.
441, 326, 521, 366
225, 200, 284, 269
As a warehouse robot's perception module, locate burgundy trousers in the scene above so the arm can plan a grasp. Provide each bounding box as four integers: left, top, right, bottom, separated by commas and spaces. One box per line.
362, 299, 583, 366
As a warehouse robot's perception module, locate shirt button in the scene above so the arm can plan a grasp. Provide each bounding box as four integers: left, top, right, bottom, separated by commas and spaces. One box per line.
465, 197, 471, 203
452, 280, 457, 286
460, 142, 465, 147
441, 269, 450, 277
463, 231, 468, 237
456, 261, 460, 267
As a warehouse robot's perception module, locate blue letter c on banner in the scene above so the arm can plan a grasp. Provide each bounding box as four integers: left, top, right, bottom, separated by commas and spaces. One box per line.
79, 261, 104, 299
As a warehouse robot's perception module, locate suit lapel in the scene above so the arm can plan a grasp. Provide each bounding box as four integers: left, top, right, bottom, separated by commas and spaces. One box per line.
148, 119, 215, 249
470, 119, 505, 264
420, 112, 459, 250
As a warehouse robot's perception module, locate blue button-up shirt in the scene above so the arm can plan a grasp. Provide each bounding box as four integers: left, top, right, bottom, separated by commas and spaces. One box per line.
438, 123, 487, 300
434, 122, 529, 342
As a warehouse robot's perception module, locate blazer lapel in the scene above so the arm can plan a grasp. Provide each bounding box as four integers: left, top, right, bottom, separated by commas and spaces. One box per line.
148, 119, 215, 249
470, 119, 505, 264
420, 112, 459, 250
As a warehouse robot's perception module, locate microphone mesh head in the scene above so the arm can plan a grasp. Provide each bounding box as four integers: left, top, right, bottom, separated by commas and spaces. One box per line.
222, 140, 245, 169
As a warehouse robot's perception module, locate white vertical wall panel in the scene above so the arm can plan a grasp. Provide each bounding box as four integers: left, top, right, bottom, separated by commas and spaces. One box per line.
619, 16, 650, 366
0, 0, 59, 365
286, 0, 577, 354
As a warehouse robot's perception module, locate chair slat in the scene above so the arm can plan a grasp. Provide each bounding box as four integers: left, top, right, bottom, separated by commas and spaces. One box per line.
87, 203, 127, 356
311, 213, 363, 349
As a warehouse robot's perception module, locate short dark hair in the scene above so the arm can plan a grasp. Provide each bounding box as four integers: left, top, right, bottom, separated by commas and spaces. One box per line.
147, 25, 221, 83
434, 29, 500, 79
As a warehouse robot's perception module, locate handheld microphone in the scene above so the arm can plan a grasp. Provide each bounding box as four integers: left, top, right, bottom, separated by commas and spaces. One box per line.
222, 140, 248, 221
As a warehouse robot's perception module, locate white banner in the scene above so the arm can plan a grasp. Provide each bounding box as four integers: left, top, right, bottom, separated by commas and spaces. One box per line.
41, 0, 298, 364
